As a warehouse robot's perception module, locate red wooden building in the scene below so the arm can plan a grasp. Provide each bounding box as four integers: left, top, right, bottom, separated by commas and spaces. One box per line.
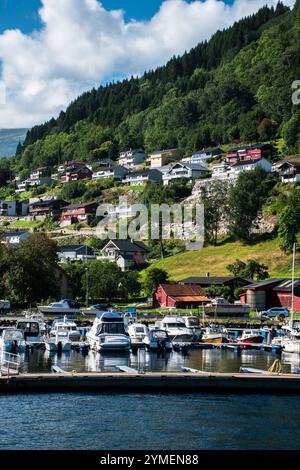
153, 284, 209, 308
240, 278, 300, 311
60, 202, 98, 226
226, 144, 274, 165
61, 163, 92, 184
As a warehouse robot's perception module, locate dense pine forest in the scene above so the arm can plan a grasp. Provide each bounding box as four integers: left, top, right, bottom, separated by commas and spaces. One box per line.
10, 1, 300, 173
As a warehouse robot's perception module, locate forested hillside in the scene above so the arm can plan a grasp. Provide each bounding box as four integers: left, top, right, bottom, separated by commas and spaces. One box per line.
10, 1, 300, 173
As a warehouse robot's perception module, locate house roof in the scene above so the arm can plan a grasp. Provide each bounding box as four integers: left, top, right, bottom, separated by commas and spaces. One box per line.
273, 279, 300, 292
30, 199, 67, 209
276, 160, 300, 169
105, 239, 151, 253
59, 245, 94, 255
193, 147, 224, 155
159, 284, 207, 298
3, 231, 31, 239
150, 149, 179, 156
62, 201, 98, 211
125, 170, 150, 178
179, 276, 250, 286
243, 279, 284, 290
170, 163, 208, 172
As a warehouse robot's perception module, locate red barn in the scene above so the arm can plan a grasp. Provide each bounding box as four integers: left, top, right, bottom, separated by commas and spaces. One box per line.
153, 284, 209, 309
241, 278, 300, 312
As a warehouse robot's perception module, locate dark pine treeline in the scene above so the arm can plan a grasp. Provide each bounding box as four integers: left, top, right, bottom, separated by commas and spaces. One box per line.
22, 3, 289, 150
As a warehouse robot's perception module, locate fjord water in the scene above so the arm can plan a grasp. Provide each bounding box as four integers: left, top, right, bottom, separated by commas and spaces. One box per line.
1, 349, 300, 450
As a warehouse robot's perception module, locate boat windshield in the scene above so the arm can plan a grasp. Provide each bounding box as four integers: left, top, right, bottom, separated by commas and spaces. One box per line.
97, 323, 126, 335
164, 322, 185, 328
17, 322, 39, 337
186, 318, 200, 327
134, 326, 146, 333
152, 331, 168, 340
4, 330, 23, 340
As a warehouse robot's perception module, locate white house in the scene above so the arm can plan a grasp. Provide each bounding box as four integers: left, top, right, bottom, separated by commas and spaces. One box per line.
58, 245, 96, 263
231, 158, 273, 176
274, 160, 300, 183
211, 162, 235, 180
163, 162, 208, 185
122, 169, 163, 186
92, 166, 128, 181
118, 149, 148, 168
183, 147, 224, 164
16, 177, 54, 193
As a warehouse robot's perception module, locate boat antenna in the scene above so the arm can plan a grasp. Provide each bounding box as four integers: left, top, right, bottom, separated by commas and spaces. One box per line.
291, 242, 296, 325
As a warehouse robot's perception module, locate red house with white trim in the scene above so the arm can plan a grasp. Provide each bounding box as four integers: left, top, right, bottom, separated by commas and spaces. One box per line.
60, 202, 98, 226
226, 144, 274, 165
61, 163, 92, 184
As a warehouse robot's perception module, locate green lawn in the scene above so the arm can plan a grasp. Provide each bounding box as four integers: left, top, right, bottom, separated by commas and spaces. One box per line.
9, 220, 42, 229
142, 237, 298, 281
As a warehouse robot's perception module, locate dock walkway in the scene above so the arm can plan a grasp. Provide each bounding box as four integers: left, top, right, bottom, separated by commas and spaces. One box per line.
1, 371, 300, 394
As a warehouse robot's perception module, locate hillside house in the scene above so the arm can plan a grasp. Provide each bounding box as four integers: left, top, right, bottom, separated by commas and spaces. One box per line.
153, 284, 209, 308
118, 149, 148, 168
163, 162, 208, 185
231, 158, 273, 175
183, 147, 224, 164
149, 149, 182, 168
58, 245, 96, 263
92, 166, 128, 181
60, 202, 98, 226
179, 276, 252, 290
29, 199, 68, 219
101, 239, 151, 271
226, 144, 274, 164
275, 160, 300, 183
1, 231, 31, 247
0, 200, 28, 217
122, 169, 162, 186
61, 163, 93, 184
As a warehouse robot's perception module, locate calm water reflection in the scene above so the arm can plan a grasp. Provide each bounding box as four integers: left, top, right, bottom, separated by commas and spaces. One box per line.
19, 347, 300, 374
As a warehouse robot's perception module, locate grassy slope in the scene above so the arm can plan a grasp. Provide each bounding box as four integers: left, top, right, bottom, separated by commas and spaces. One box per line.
147, 237, 299, 280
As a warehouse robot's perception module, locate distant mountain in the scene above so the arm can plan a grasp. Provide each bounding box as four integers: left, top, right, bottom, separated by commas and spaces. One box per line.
0, 128, 28, 158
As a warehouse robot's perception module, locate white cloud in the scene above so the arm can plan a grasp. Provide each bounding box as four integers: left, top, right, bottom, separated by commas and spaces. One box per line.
0, 0, 295, 128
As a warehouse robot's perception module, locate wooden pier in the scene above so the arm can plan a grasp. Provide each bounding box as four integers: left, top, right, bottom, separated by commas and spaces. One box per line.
1, 371, 300, 394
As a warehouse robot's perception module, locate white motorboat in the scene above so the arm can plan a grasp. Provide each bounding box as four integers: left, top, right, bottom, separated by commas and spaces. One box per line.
156, 316, 194, 347
0, 328, 26, 353
143, 329, 172, 352
50, 317, 81, 343
25, 312, 47, 335
87, 312, 131, 352
16, 319, 45, 348
183, 315, 202, 340
45, 330, 72, 353
37, 299, 81, 316
128, 323, 149, 347
203, 298, 250, 318
201, 325, 229, 344
281, 322, 300, 353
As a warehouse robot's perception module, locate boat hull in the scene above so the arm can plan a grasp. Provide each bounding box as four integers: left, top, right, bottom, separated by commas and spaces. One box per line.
38, 307, 80, 316
202, 336, 228, 344
238, 336, 264, 344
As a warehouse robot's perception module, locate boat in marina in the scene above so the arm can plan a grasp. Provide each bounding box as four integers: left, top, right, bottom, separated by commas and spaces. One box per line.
201, 325, 229, 344
156, 316, 194, 347
183, 315, 202, 340
87, 312, 131, 352
44, 330, 72, 353
203, 298, 251, 318
25, 312, 47, 335
16, 319, 45, 348
50, 317, 81, 343
143, 328, 172, 352
37, 299, 81, 316
0, 328, 26, 353
128, 323, 149, 347
237, 329, 264, 344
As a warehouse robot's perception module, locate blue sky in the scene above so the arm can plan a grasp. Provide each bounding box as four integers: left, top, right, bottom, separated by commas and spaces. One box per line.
0, 0, 294, 128
0, 0, 235, 34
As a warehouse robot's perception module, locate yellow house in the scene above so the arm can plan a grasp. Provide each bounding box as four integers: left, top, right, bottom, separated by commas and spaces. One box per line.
149, 148, 182, 168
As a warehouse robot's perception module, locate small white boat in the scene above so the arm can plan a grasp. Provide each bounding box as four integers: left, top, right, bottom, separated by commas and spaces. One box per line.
143, 329, 172, 352
45, 330, 72, 353
50, 317, 81, 343
128, 323, 149, 347
156, 316, 194, 346
237, 329, 264, 344
87, 312, 131, 352
281, 323, 300, 353
16, 320, 45, 348
0, 328, 26, 353
37, 299, 81, 316
201, 325, 229, 344
25, 312, 47, 335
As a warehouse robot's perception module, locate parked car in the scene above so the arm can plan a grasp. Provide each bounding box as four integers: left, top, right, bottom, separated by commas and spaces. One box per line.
260, 307, 289, 319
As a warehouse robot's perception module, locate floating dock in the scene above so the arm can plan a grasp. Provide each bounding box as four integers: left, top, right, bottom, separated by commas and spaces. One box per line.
1, 371, 300, 394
